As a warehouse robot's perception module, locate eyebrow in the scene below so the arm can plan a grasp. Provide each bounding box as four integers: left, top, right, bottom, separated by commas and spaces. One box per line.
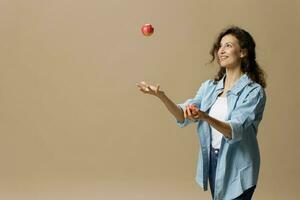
220, 42, 233, 46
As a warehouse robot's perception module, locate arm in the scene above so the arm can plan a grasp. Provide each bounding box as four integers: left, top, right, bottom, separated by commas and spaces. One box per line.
137, 80, 209, 127
136, 81, 184, 123
190, 86, 266, 143
225, 87, 266, 143
203, 114, 232, 139
158, 92, 185, 123
186, 107, 232, 138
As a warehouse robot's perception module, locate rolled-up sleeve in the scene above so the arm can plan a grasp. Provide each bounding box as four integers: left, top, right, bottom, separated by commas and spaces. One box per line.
176, 81, 209, 128
176, 104, 190, 128
225, 87, 266, 144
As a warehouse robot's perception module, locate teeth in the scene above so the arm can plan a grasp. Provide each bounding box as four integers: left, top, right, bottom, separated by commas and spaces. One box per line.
220, 56, 228, 60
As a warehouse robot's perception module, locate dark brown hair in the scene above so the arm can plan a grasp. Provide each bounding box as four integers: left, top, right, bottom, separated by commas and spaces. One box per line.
210, 26, 266, 88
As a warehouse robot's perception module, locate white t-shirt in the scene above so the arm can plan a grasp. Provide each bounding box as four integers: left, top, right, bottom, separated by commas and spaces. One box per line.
208, 96, 228, 149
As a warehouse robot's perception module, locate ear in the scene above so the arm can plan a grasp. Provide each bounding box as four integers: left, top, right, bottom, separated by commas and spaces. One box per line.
240, 49, 247, 58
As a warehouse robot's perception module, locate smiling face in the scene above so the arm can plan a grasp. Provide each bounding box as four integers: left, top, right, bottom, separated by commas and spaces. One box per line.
217, 34, 246, 68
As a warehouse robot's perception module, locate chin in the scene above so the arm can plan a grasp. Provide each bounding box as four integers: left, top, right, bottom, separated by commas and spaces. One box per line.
220, 63, 235, 68
220, 63, 229, 68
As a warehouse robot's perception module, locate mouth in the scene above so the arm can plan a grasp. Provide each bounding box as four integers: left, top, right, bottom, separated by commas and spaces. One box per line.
219, 56, 229, 61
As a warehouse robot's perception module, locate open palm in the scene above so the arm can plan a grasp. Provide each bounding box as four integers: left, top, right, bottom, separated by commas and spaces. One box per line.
136, 81, 162, 97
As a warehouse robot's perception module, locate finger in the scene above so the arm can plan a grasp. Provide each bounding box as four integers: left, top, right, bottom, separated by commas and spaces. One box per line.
146, 86, 151, 92
186, 106, 192, 117
188, 111, 198, 121
192, 109, 200, 116
136, 83, 143, 89
192, 106, 199, 112
136, 83, 147, 91
137, 82, 148, 89
183, 108, 187, 119
156, 84, 160, 93
139, 81, 148, 88
192, 110, 198, 115
193, 114, 200, 119
139, 88, 147, 94
189, 112, 197, 119
190, 104, 198, 111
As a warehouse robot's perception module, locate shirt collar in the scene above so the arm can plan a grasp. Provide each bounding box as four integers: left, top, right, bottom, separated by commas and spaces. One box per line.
215, 73, 253, 95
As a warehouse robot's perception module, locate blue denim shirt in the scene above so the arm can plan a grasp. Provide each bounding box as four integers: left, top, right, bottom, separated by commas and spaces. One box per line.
177, 74, 266, 200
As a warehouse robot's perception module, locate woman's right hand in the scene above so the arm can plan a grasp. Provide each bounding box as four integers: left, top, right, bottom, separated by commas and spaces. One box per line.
136, 81, 164, 98
183, 104, 199, 122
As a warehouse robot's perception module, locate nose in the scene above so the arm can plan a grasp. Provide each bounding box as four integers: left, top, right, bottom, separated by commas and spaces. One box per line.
218, 46, 225, 55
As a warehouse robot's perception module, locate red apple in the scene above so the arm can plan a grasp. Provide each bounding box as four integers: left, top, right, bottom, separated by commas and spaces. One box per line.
141, 24, 154, 36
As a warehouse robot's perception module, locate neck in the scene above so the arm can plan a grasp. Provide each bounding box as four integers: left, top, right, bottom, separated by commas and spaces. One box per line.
224, 67, 244, 90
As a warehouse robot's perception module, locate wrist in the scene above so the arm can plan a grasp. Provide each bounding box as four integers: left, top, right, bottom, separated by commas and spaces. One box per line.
203, 113, 209, 121
157, 91, 165, 99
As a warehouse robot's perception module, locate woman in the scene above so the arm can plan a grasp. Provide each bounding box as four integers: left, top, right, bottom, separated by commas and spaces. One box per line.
136, 26, 266, 200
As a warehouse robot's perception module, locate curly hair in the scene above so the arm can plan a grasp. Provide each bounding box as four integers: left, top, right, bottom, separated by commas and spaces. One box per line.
209, 26, 266, 88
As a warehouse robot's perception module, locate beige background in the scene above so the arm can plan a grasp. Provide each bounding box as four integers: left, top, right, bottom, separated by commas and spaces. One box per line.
0, 0, 299, 199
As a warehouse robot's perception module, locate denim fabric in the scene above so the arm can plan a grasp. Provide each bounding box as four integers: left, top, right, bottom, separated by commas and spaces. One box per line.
209, 146, 256, 200
233, 185, 256, 200
209, 146, 219, 198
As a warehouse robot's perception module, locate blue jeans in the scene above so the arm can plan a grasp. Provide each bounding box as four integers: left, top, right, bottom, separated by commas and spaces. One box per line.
209, 146, 256, 200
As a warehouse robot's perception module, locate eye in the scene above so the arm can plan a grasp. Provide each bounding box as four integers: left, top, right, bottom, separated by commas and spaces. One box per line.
225, 43, 232, 48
